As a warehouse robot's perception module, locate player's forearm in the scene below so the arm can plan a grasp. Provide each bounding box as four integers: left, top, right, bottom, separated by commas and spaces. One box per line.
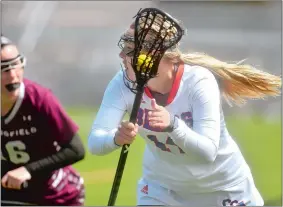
168, 118, 219, 162
25, 133, 85, 175
87, 102, 126, 155
88, 128, 120, 155
167, 75, 221, 162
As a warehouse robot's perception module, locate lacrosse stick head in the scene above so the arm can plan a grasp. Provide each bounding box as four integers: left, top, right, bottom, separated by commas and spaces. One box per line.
119, 8, 185, 93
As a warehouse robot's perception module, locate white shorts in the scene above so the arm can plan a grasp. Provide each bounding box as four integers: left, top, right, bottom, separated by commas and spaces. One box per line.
136, 175, 264, 206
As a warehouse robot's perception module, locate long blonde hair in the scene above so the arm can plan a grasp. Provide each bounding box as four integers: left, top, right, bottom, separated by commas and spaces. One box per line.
129, 10, 281, 106
164, 49, 282, 106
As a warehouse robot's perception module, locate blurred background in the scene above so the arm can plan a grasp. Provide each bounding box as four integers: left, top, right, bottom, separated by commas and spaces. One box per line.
1, 1, 282, 206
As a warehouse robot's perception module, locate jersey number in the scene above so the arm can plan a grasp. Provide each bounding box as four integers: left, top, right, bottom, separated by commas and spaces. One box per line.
5, 141, 30, 164
147, 135, 185, 154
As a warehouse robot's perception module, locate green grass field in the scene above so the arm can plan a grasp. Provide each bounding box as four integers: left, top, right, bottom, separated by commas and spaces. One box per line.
67, 107, 281, 206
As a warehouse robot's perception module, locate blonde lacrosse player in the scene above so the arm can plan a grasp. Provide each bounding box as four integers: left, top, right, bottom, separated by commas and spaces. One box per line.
88, 8, 281, 206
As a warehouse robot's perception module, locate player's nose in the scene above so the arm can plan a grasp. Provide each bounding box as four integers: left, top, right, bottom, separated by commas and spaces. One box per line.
119, 51, 126, 59
6, 68, 18, 79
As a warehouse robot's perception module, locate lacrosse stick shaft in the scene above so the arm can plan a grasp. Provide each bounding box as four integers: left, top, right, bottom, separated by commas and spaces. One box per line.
108, 87, 144, 206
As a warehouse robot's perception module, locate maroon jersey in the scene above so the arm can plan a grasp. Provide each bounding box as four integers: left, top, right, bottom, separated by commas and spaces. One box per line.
1, 79, 84, 205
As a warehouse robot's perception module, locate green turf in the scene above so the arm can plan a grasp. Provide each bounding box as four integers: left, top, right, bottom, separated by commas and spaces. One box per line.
67, 107, 281, 206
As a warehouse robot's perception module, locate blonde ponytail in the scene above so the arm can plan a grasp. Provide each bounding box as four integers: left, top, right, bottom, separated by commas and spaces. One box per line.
164, 50, 282, 106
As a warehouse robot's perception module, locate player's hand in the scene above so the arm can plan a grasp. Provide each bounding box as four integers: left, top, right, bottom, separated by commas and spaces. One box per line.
114, 120, 139, 146
1, 166, 31, 190
148, 99, 171, 130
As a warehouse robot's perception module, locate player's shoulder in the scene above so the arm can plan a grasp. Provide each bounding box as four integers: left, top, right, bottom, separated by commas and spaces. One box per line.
112, 70, 124, 83
24, 78, 51, 96
182, 64, 218, 85
183, 64, 216, 81
23, 78, 53, 106
107, 70, 129, 92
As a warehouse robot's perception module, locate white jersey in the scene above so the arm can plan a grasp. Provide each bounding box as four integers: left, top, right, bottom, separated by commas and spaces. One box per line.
88, 64, 253, 193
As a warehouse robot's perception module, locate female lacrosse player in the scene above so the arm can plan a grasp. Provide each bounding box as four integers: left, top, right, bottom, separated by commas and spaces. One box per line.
88, 9, 281, 206
1, 35, 85, 206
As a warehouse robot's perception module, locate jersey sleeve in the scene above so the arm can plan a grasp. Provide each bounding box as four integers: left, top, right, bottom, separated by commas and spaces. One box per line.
168, 72, 221, 162
88, 72, 128, 155
40, 90, 79, 146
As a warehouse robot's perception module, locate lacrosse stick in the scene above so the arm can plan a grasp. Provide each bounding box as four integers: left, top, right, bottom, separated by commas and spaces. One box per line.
108, 8, 184, 206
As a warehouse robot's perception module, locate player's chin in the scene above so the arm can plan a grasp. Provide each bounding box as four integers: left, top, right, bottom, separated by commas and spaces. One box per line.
2, 90, 19, 101
126, 71, 136, 82
5, 87, 20, 99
